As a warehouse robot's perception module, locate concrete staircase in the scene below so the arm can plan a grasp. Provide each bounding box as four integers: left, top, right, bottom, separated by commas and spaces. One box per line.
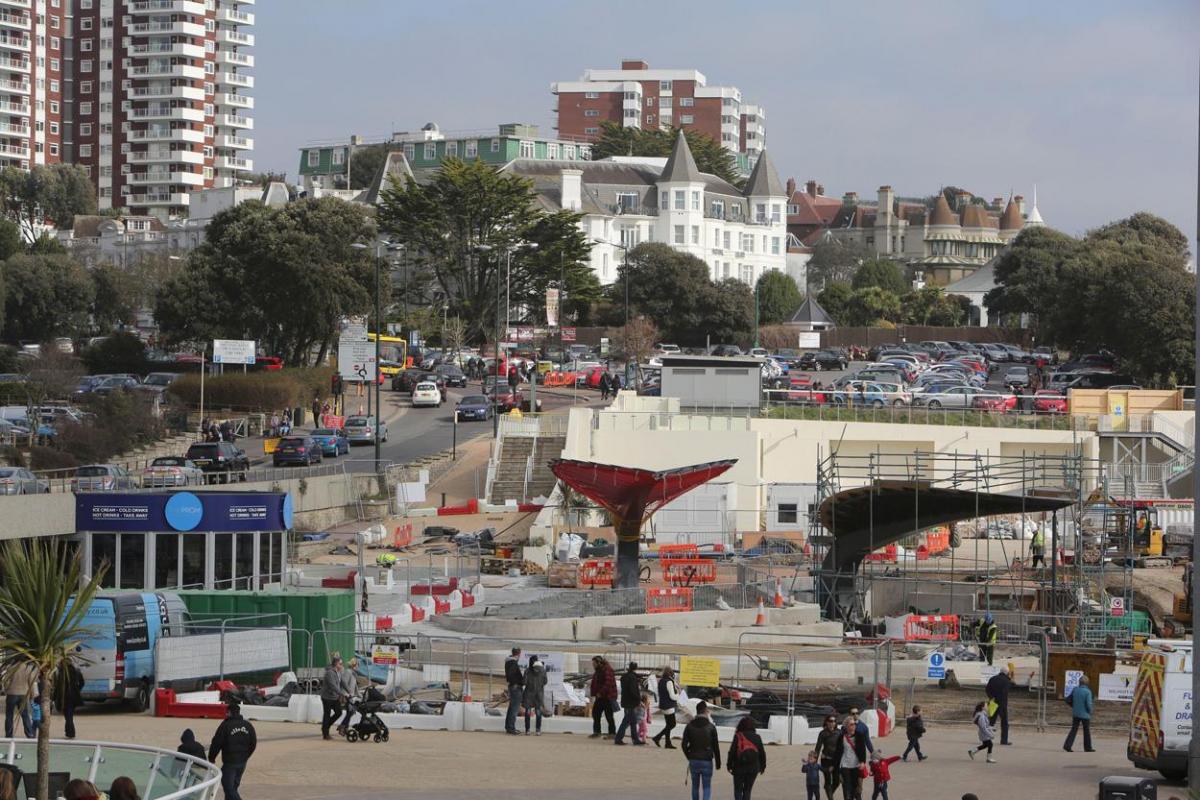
488, 436, 535, 504
528, 435, 566, 500
112, 432, 198, 470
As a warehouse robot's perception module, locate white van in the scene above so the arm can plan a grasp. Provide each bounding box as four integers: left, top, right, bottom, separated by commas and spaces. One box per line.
1128, 639, 1191, 780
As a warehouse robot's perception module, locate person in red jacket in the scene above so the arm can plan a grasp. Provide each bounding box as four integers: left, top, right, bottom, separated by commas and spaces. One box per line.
588, 656, 618, 738
868, 751, 899, 800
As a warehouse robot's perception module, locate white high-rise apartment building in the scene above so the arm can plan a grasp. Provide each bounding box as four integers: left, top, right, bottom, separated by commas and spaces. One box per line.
0, 0, 254, 221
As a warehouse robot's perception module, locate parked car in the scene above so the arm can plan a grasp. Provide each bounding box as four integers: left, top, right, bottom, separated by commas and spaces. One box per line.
978, 343, 1010, 363
140, 456, 205, 488
455, 395, 493, 422
310, 428, 350, 457
748, 347, 769, 358
273, 435, 324, 466
436, 363, 468, 388
185, 441, 250, 483
485, 383, 523, 412
92, 375, 141, 395
798, 350, 849, 371
1032, 390, 1068, 414
73, 464, 138, 492
0, 466, 49, 494
769, 375, 827, 406
255, 356, 284, 371
137, 372, 182, 394
708, 344, 743, 357
411, 381, 443, 408
1002, 366, 1031, 390
828, 383, 893, 407
973, 392, 1018, 412
54, 337, 75, 354
1031, 346, 1057, 367
912, 385, 985, 409
344, 415, 388, 444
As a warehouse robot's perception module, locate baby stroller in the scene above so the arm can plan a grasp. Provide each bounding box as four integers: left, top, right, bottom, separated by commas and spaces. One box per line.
343, 687, 389, 743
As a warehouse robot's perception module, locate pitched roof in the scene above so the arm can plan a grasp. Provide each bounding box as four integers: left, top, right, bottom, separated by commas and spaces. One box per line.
943, 259, 998, 294
659, 130, 703, 184
960, 204, 997, 229
999, 198, 1023, 230
787, 297, 835, 326
743, 149, 785, 197
364, 151, 415, 204
787, 190, 841, 226
929, 194, 959, 226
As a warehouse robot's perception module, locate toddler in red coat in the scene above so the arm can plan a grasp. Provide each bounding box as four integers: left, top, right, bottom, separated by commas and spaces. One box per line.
869, 750, 900, 800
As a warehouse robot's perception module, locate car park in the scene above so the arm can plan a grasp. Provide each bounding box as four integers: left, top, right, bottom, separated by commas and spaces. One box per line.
185, 441, 250, 483
310, 428, 350, 457
140, 456, 205, 488
73, 464, 138, 492
344, 415, 388, 444
273, 435, 324, 466
455, 395, 492, 422
0, 466, 48, 494
412, 381, 443, 407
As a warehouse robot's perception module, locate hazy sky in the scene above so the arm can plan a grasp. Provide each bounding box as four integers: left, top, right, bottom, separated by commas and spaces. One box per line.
256, 0, 1198, 240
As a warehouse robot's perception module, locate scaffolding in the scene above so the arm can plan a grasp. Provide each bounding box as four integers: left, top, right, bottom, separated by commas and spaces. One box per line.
807, 448, 1142, 645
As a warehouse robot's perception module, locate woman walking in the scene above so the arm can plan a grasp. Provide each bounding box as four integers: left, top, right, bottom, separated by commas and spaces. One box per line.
726, 716, 766, 800
588, 656, 618, 738
833, 716, 869, 800
523, 655, 547, 735
814, 714, 843, 800
651, 666, 679, 748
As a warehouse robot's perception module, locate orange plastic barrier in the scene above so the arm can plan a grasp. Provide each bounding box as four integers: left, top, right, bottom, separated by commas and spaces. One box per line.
646, 587, 694, 614
658, 543, 699, 559
375, 616, 393, 631
661, 558, 718, 586
925, 528, 950, 554
864, 544, 898, 563
433, 597, 451, 615
903, 614, 960, 641
393, 523, 413, 549
579, 558, 614, 588
321, 414, 345, 429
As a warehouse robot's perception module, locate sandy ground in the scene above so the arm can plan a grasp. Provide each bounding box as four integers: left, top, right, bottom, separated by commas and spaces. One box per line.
55, 705, 1180, 800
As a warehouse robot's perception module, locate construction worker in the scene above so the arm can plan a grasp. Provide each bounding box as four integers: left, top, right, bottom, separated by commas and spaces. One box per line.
1030, 523, 1045, 569
978, 613, 998, 666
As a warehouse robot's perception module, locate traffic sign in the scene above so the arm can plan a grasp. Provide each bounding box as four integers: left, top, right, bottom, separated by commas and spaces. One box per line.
342, 321, 367, 342
927, 651, 946, 679
337, 340, 377, 382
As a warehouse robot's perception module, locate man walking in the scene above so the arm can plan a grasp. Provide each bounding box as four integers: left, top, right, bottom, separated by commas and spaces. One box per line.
1063, 675, 1095, 753
208, 703, 256, 800
977, 613, 998, 665
319, 655, 348, 740
986, 663, 1015, 745
504, 647, 524, 735
54, 660, 84, 740
1029, 522, 1046, 570
681, 700, 721, 800
599, 371, 611, 400
3, 663, 33, 738
613, 662, 644, 745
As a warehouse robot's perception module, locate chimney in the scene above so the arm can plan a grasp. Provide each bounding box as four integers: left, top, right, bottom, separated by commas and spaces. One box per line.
786, 177, 796, 198
817, 184, 825, 196
1014, 194, 1026, 217
621, 59, 649, 70
992, 196, 1003, 209
560, 168, 583, 212
805, 180, 818, 197
842, 191, 858, 205
955, 190, 971, 210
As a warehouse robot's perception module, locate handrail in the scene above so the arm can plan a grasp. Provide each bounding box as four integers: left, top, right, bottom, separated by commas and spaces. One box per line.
522, 454, 533, 503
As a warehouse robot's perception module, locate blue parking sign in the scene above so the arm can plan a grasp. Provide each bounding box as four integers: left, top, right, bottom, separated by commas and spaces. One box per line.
927, 651, 946, 679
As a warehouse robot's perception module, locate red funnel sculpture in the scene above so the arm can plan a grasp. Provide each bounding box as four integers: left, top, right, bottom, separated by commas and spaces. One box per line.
548, 458, 737, 588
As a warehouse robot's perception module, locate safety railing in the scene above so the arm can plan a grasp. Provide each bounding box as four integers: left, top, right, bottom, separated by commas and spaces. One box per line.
0, 739, 221, 800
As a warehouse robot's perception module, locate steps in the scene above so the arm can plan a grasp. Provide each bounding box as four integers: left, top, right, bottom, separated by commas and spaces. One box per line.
528, 435, 566, 500
488, 436, 534, 504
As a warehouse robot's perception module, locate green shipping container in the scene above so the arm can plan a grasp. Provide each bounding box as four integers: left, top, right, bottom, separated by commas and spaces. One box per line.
177, 589, 356, 671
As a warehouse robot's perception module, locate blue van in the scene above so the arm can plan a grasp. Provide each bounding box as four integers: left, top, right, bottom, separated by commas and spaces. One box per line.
68, 592, 190, 710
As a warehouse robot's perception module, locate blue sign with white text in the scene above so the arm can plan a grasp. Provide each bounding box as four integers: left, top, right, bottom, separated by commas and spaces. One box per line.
76, 491, 292, 532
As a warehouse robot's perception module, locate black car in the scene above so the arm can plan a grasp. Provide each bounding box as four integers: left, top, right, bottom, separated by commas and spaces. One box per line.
798, 350, 848, 371
708, 344, 743, 357
418, 370, 448, 392
273, 435, 323, 467
391, 370, 423, 393
185, 441, 250, 483
455, 394, 492, 422
436, 364, 467, 388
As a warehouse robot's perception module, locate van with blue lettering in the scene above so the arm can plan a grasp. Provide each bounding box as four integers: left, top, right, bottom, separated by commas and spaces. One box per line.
1128, 639, 1191, 781
68, 592, 190, 711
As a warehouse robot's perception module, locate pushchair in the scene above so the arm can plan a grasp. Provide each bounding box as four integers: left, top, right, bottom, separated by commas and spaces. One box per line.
342, 687, 390, 743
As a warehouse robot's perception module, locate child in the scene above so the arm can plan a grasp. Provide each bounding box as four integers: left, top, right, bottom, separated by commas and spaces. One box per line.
636, 692, 652, 744
903, 704, 927, 761
869, 750, 899, 800
967, 701, 996, 763
800, 750, 822, 800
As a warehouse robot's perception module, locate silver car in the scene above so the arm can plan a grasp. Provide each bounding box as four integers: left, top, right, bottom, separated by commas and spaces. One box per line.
344, 415, 389, 444
911, 385, 984, 409
141, 456, 205, 487
0, 467, 49, 495
73, 464, 138, 492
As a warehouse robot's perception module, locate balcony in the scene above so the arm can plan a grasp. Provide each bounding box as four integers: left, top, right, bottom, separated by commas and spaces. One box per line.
219, 72, 253, 89
0, 99, 29, 115
132, 85, 205, 101
0, 0, 29, 8
130, 64, 205, 80
220, 7, 254, 24
219, 93, 253, 109
129, 127, 205, 143
0, 11, 29, 28
215, 155, 252, 171
127, 149, 204, 165
127, 169, 204, 186
0, 141, 29, 159
218, 114, 252, 130
0, 32, 29, 51
214, 133, 252, 150
217, 29, 254, 47
129, 20, 206, 37
217, 50, 254, 68
0, 120, 28, 136
129, 42, 206, 59
0, 77, 29, 95
130, 106, 205, 122
0, 55, 28, 73
128, 192, 191, 207
129, 0, 206, 15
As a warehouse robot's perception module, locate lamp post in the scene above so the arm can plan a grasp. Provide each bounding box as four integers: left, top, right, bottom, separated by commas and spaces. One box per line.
478, 241, 537, 438
754, 277, 761, 350
351, 240, 389, 473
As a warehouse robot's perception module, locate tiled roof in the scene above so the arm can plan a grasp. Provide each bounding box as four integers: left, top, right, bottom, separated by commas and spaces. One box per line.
660, 130, 703, 184
787, 297, 835, 326
929, 195, 959, 226
787, 191, 841, 226
999, 198, 1023, 230
743, 149, 786, 198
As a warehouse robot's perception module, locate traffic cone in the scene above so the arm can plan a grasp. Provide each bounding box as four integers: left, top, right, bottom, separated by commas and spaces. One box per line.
754, 599, 767, 626
462, 678, 472, 703
773, 579, 785, 609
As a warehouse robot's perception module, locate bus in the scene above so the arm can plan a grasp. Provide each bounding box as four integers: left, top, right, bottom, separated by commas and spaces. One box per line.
369, 333, 408, 377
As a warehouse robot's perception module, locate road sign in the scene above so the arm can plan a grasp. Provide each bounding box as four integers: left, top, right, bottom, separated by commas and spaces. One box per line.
212, 339, 255, 365
342, 321, 367, 342
927, 651, 946, 679
1110, 596, 1126, 617
337, 340, 377, 383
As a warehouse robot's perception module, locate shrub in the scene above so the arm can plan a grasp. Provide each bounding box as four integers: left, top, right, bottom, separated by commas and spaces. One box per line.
166, 367, 333, 413
81, 332, 148, 376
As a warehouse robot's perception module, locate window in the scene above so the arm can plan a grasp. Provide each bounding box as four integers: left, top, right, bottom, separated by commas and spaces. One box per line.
50, 80, 58, 93
49, 144, 58, 156
402, 144, 414, 159
445, 141, 457, 157
519, 140, 535, 158
645, 97, 653, 107
50, 14, 59, 29
49, 122, 58, 134
80, 123, 91, 136
602, 252, 609, 278
771, 237, 781, 255
50, 59, 59, 72
464, 140, 477, 158
681, 115, 694, 124
584, 127, 598, 135
81, 59, 92, 73
309, 151, 323, 169
332, 149, 344, 165
778, 503, 798, 524
546, 142, 558, 159
713, 229, 720, 247
615, 192, 638, 213
673, 190, 684, 210
584, 109, 599, 117
771, 203, 782, 223
723, 231, 731, 250
623, 109, 638, 119
423, 142, 436, 159
79, 144, 91, 157
723, 262, 731, 279
660, 192, 668, 210
619, 225, 639, 248
490, 138, 500, 152
565, 144, 577, 159
711, 199, 725, 218
80, 39, 91, 51
673, 225, 684, 245
660, 80, 672, 91
787, 204, 798, 215
49, 101, 58, 114
81, 81, 92, 94
659, 96, 671, 109
691, 225, 699, 244
80, 17, 92, 29
742, 233, 754, 253
647, 114, 655, 125
584, 91, 600, 99
51, 37, 60, 51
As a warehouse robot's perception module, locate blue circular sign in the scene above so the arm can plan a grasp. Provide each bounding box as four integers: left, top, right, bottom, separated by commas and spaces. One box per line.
165, 492, 203, 532
929, 652, 944, 667
282, 493, 294, 530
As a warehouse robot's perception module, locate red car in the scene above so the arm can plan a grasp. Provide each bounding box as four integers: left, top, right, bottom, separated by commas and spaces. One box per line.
973, 392, 1017, 412
255, 356, 283, 371
951, 357, 989, 374
1032, 390, 1068, 414
783, 375, 826, 405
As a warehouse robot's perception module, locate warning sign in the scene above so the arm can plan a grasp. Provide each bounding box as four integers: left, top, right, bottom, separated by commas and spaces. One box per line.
371, 644, 400, 666
1110, 596, 1126, 617
680, 656, 721, 688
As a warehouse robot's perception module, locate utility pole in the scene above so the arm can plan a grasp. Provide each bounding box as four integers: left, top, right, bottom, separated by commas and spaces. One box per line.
1189, 58, 1199, 790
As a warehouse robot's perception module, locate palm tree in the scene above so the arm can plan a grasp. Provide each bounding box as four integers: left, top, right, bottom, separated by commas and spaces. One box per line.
0, 540, 106, 800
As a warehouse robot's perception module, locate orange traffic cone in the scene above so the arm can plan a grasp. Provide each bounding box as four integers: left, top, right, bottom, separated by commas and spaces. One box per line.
462, 678, 472, 703
754, 599, 767, 626
773, 579, 785, 609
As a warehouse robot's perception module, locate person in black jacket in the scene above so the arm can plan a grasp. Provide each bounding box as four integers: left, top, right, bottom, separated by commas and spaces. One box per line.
831, 716, 869, 800
177, 728, 206, 761
813, 715, 842, 800
613, 662, 644, 745
726, 716, 766, 800
902, 705, 927, 761
208, 703, 256, 800
986, 664, 1014, 745
651, 666, 679, 748
681, 700, 721, 800
54, 660, 84, 739
503, 648, 524, 735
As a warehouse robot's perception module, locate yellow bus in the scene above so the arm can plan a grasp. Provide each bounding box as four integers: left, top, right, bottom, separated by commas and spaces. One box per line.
370, 332, 408, 376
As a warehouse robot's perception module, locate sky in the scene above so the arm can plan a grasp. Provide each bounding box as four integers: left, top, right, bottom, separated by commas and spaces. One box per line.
254, 0, 1199, 241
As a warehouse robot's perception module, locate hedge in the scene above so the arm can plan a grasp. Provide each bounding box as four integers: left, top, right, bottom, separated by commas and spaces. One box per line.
167, 367, 335, 413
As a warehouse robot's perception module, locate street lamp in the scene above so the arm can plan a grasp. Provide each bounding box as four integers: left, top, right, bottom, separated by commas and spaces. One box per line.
478, 241, 537, 438
754, 277, 760, 350
351, 239, 394, 474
